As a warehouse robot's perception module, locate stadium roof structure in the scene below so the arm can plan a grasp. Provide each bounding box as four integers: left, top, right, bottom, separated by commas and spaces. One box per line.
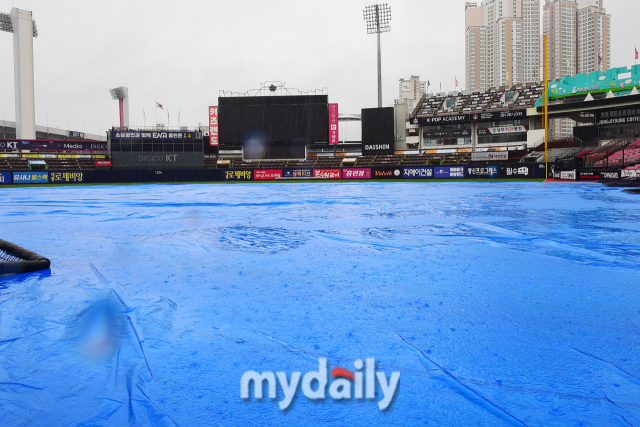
529, 65, 640, 123
411, 83, 544, 119
534, 64, 640, 108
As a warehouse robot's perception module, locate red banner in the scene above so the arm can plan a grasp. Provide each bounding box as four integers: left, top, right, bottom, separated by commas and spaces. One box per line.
342, 168, 371, 179
95, 160, 112, 166
314, 169, 341, 179
209, 106, 219, 146
329, 104, 339, 145
254, 169, 283, 180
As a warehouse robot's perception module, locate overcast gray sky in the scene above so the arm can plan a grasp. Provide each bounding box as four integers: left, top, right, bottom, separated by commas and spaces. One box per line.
0, 0, 637, 136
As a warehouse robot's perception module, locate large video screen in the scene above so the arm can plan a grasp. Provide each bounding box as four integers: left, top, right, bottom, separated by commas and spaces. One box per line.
218, 95, 329, 148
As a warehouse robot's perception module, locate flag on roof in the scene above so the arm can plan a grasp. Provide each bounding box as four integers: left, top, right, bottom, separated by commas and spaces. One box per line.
156, 102, 164, 110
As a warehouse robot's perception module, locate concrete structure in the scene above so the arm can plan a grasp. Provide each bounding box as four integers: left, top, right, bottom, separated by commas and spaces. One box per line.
543, 0, 611, 139
464, 0, 540, 91
398, 76, 427, 110
0, 8, 38, 140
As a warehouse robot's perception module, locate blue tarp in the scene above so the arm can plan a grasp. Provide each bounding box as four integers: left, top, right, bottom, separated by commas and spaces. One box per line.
0, 182, 639, 426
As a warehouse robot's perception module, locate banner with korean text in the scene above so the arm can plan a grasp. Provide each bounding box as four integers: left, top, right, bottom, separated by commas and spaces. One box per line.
209, 106, 219, 146
329, 104, 339, 145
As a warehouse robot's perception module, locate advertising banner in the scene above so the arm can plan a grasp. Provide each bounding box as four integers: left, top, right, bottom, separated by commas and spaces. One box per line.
69, 131, 85, 138
621, 169, 639, 178
95, 160, 112, 166
500, 165, 533, 178
254, 169, 283, 180
362, 143, 394, 155
313, 169, 341, 179
560, 170, 577, 180
599, 171, 620, 180
414, 109, 527, 125
403, 167, 433, 179
225, 170, 253, 181
0, 140, 107, 152
342, 168, 371, 179
209, 106, 219, 146
579, 171, 600, 180
50, 172, 84, 184
0, 172, 11, 184
434, 166, 465, 178
372, 167, 402, 179
329, 104, 339, 145
283, 169, 313, 178
111, 131, 199, 140
471, 152, 509, 161
466, 166, 500, 178
482, 125, 527, 135
13, 172, 48, 184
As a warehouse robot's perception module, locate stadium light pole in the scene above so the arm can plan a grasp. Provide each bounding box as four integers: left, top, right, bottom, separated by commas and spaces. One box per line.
0, 8, 38, 140
109, 87, 129, 130
363, 4, 391, 108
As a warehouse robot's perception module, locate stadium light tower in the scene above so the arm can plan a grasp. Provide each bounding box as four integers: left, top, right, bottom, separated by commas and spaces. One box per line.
363, 3, 391, 108
109, 87, 129, 130
0, 8, 38, 140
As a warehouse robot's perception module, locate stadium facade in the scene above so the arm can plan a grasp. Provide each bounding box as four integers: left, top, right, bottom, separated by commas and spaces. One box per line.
1, 65, 640, 183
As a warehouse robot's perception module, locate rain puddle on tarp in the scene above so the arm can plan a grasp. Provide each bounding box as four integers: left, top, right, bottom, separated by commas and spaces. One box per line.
0, 182, 639, 426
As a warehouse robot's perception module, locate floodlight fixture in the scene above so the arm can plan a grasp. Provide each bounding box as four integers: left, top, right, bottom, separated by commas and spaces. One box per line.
109, 87, 129, 130
0, 11, 38, 37
363, 4, 391, 108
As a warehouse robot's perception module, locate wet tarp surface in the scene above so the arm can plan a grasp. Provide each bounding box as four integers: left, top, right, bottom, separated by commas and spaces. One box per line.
0, 182, 639, 426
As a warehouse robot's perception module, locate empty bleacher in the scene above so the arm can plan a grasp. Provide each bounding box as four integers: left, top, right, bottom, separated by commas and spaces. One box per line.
413, 83, 544, 118
0, 156, 106, 171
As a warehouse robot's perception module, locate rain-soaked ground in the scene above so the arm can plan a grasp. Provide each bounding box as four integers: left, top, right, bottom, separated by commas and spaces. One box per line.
0, 182, 639, 426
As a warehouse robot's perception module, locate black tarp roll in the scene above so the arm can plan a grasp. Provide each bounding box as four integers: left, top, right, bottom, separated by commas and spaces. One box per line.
0, 239, 51, 275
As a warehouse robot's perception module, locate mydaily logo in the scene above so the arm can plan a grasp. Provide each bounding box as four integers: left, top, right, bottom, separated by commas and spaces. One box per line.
241, 358, 400, 411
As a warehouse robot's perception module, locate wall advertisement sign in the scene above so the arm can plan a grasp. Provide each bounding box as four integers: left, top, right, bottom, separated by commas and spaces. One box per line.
50, 172, 84, 183
313, 169, 341, 179
13, 172, 48, 184
209, 106, 219, 146
434, 166, 465, 178
329, 104, 339, 145
471, 152, 509, 161
225, 170, 253, 181
342, 168, 371, 179
283, 169, 313, 178
403, 167, 433, 179
254, 169, 283, 180
467, 166, 500, 178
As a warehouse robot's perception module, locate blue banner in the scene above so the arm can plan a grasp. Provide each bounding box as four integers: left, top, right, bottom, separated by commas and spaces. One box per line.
50, 171, 85, 184
402, 167, 433, 179
434, 166, 465, 179
0, 172, 11, 184
283, 169, 313, 178
466, 166, 500, 178
13, 172, 49, 184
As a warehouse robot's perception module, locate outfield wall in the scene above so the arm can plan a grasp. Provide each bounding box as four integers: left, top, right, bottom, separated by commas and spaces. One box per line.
0, 164, 557, 184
